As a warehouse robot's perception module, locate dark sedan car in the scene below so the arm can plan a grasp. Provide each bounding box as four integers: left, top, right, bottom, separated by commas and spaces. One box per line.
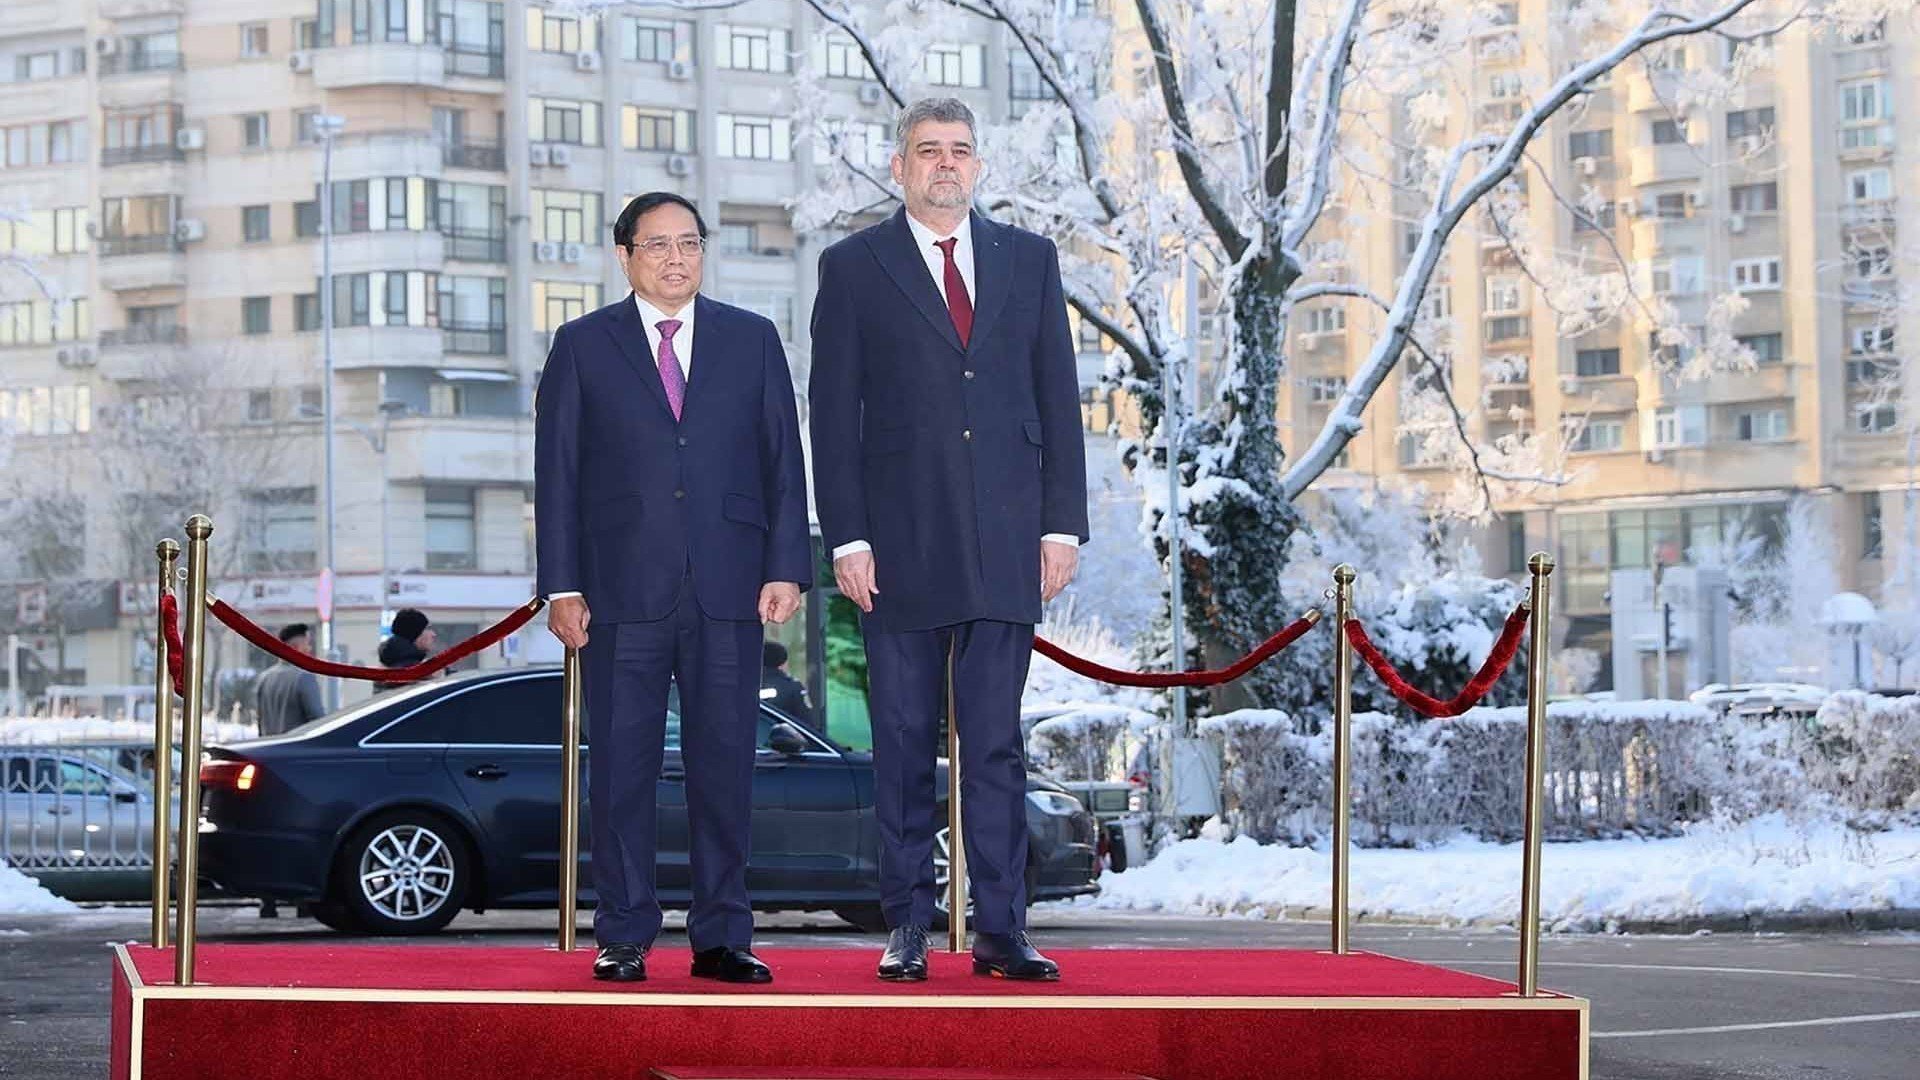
197, 666, 1100, 934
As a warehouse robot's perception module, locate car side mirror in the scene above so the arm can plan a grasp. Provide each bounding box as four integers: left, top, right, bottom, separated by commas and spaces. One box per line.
767, 723, 809, 756
114, 790, 139, 804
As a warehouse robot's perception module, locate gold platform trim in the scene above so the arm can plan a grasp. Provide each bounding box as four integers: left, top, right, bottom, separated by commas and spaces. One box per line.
113, 946, 1588, 1080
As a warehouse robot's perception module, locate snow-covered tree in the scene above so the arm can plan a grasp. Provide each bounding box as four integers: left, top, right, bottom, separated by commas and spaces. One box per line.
564, 0, 1902, 712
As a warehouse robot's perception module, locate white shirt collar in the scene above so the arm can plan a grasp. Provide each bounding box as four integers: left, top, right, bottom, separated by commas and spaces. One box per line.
633, 292, 695, 331
904, 209, 971, 254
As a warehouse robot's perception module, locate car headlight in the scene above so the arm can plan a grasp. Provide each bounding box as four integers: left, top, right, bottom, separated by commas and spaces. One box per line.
1026, 790, 1082, 816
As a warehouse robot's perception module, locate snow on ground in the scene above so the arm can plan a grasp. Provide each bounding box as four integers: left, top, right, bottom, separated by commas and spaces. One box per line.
1062, 814, 1920, 929
0, 863, 76, 916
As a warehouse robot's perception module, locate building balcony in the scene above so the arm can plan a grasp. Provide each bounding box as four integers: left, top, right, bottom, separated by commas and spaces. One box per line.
97, 325, 187, 379
1842, 199, 1896, 232
443, 139, 506, 172
443, 230, 507, 263
1559, 373, 1640, 413
96, 55, 184, 110
383, 416, 533, 485
101, 143, 184, 167
1656, 362, 1797, 406
312, 43, 447, 90
96, 158, 187, 200
96, 236, 186, 291
316, 230, 446, 276
444, 44, 506, 80
1629, 214, 1704, 254
1628, 143, 1703, 186
98, 0, 185, 16
1844, 279, 1898, 313
443, 323, 508, 357
325, 325, 446, 371
1626, 67, 1687, 113
0, 76, 87, 126
1838, 123, 1895, 162
328, 129, 444, 179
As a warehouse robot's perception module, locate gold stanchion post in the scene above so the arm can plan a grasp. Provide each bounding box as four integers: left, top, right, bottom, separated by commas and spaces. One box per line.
1517, 553, 1555, 997
945, 641, 966, 954
150, 539, 179, 949
1330, 564, 1356, 955
557, 647, 584, 952
173, 515, 212, 985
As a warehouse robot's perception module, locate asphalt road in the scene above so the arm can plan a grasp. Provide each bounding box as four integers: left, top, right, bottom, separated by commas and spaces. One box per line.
2, 903, 1916, 1079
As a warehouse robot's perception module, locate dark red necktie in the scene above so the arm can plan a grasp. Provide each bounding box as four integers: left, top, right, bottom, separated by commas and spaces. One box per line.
934, 237, 973, 347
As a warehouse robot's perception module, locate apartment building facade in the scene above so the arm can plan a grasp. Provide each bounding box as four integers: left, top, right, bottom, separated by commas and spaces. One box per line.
1276, 8, 1913, 687
0, 0, 1057, 703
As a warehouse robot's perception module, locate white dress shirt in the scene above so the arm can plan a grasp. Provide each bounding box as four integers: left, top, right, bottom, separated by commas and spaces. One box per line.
547, 294, 699, 602
832, 211, 1077, 563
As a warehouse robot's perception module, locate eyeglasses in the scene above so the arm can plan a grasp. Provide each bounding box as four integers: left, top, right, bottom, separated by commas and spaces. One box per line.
631, 236, 707, 259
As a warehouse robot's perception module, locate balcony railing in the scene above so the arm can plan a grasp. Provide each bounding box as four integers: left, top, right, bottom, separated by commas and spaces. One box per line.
443, 139, 506, 171
443, 323, 507, 355
101, 143, 185, 166
97, 234, 181, 257
1843, 199, 1896, 229
99, 51, 183, 77
100, 325, 188, 348
443, 230, 508, 263
445, 45, 505, 79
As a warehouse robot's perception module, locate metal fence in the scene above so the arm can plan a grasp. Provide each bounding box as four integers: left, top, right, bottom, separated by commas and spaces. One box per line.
0, 741, 167, 899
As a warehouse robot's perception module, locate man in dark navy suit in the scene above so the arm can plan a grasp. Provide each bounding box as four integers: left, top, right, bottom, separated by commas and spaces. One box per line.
535, 192, 810, 985
810, 99, 1089, 982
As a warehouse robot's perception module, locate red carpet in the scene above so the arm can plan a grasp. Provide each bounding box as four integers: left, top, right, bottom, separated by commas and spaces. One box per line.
111, 944, 1587, 1080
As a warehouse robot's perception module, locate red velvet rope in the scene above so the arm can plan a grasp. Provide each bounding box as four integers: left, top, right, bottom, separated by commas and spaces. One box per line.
159, 592, 185, 698
1343, 604, 1530, 718
157, 596, 547, 683
1032, 612, 1322, 689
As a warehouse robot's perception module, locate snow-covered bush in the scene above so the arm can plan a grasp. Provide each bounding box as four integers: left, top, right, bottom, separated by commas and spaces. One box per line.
1028, 705, 1157, 783
1787, 693, 1920, 819
1196, 710, 1323, 843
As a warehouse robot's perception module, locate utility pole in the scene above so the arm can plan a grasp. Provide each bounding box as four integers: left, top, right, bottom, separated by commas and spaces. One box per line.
314, 114, 345, 708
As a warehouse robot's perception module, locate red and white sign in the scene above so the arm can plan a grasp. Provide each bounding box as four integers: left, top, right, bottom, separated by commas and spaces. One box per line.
316, 568, 335, 622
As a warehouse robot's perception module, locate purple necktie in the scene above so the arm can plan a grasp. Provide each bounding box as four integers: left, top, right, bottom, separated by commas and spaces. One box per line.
656, 318, 685, 420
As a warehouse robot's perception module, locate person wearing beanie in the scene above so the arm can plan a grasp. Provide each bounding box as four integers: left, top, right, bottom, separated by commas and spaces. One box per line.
378, 608, 437, 670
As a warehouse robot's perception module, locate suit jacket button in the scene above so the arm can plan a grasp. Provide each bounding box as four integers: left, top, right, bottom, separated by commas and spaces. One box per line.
962, 429, 973, 441
963, 370, 975, 380
674, 489, 686, 499
677, 436, 689, 447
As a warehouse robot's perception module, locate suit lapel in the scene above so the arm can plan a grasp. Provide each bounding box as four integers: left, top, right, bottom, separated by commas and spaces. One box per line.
965, 214, 1012, 358
681, 294, 719, 422
865, 207, 966, 356
603, 293, 676, 421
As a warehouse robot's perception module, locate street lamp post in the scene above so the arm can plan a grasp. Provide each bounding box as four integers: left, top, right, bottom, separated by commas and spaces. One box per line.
314, 114, 346, 707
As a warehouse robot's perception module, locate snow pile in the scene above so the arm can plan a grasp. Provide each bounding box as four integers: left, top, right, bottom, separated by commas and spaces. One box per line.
0, 715, 258, 746
0, 863, 76, 916
1069, 814, 1920, 928
1028, 704, 1160, 782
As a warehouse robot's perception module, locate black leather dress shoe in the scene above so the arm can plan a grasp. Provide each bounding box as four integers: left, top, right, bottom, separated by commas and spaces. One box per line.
876, 925, 930, 982
971, 931, 1059, 981
691, 946, 773, 984
592, 943, 647, 982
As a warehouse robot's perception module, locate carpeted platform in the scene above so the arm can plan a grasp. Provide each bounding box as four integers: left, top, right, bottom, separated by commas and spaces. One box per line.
110, 944, 1588, 1080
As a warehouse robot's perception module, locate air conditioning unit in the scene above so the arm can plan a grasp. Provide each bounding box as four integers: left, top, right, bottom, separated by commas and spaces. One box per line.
1574, 155, 1596, 176
667, 59, 692, 80
574, 51, 600, 72
1686, 190, 1707, 210
548, 144, 573, 167
857, 83, 884, 106
95, 36, 120, 57
561, 242, 584, 263
534, 240, 559, 262
174, 127, 205, 151
529, 143, 551, 165
1617, 198, 1639, 217
288, 51, 314, 73
1727, 213, 1746, 233
1735, 133, 1762, 154
173, 218, 205, 243
56, 346, 96, 368
666, 153, 691, 177
1645, 448, 1665, 464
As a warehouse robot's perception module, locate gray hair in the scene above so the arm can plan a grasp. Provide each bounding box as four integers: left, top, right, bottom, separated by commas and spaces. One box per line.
893, 97, 978, 151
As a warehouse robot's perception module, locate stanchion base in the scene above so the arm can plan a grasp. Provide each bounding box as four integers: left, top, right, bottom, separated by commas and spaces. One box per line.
111, 944, 1587, 1080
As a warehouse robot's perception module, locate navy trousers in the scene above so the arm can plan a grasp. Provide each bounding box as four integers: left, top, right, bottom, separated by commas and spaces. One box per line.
581, 575, 762, 949
863, 619, 1034, 933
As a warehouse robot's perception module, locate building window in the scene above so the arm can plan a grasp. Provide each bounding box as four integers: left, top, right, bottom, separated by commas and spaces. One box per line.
1486, 315, 1528, 342
811, 119, 889, 169
1851, 324, 1895, 355
1, 119, 86, 168
923, 43, 984, 87
1847, 167, 1892, 203
716, 24, 789, 73
1736, 332, 1784, 364
534, 281, 603, 331
527, 8, 596, 53
295, 17, 320, 50
621, 106, 694, 152
1650, 118, 1688, 145
1573, 202, 1616, 233
241, 113, 269, 149
718, 288, 795, 339
240, 204, 271, 242
531, 189, 603, 244
1855, 403, 1898, 433
240, 22, 270, 58
242, 296, 272, 336
1570, 416, 1627, 453
1651, 192, 1688, 219
624, 18, 687, 63
245, 489, 316, 572
822, 33, 874, 80
294, 109, 320, 145
716, 114, 790, 161
14, 52, 59, 81
1484, 276, 1525, 314
246, 389, 273, 421
1730, 257, 1781, 292
1735, 407, 1789, 442
1725, 106, 1774, 141
528, 97, 601, 146
1840, 79, 1887, 124
1728, 182, 1778, 215
1651, 403, 1712, 445
1574, 347, 1621, 377
425, 486, 478, 570
1305, 376, 1346, 403
0, 298, 90, 346
1863, 493, 1884, 558
0, 206, 91, 254
1567, 129, 1612, 159
1302, 305, 1345, 335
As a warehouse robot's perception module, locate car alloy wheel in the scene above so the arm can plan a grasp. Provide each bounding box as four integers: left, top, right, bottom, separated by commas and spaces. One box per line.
359, 823, 457, 923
